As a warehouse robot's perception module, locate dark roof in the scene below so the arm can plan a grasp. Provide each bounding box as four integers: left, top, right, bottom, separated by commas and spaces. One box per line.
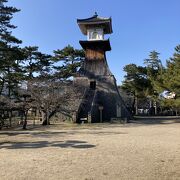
77, 13, 113, 35
79, 39, 111, 51
77, 13, 110, 23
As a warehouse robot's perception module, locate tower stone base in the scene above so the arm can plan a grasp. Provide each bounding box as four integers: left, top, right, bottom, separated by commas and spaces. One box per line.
74, 74, 132, 123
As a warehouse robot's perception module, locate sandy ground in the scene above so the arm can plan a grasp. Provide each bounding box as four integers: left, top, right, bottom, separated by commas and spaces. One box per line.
0, 117, 180, 180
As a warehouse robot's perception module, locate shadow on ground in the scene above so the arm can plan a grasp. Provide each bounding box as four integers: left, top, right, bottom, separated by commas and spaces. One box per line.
0, 116, 179, 138
0, 130, 127, 137
0, 131, 68, 137
0, 140, 95, 149
130, 116, 180, 125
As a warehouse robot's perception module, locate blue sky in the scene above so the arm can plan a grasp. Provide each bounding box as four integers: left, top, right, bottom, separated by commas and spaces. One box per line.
8, 0, 180, 84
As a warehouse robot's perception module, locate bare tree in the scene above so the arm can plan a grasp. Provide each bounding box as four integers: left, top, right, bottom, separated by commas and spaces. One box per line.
28, 77, 81, 125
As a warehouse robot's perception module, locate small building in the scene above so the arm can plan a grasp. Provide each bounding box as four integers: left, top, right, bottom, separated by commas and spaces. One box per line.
74, 13, 132, 123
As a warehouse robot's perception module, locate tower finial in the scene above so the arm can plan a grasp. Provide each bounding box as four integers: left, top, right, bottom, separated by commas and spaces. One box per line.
94, 12, 98, 16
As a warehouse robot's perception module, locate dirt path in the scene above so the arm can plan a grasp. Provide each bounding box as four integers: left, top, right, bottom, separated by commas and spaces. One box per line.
0, 117, 180, 180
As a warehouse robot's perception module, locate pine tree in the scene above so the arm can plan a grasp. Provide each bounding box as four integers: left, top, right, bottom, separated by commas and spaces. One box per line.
53, 45, 85, 79
122, 64, 150, 115
161, 45, 180, 112
144, 51, 163, 114
0, 0, 23, 97
22, 46, 52, 80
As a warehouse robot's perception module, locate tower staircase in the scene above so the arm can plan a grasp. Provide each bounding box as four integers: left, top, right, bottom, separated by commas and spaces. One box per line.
77, 88, 96, 123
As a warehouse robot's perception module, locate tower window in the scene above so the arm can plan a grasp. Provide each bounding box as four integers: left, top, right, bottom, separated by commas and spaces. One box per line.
87, 28, 104, 40
90, 81, 96, 90
92, 31, 99, 39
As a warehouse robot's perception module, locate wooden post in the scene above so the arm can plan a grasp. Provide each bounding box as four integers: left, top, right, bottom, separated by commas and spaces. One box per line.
116, 104, 121, 117
88, 112, 91, 123
154, 101, 157, 115
99, 106, 104, 123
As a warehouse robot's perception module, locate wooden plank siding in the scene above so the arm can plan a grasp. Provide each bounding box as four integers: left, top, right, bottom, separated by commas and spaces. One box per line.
86, 48, 104, 60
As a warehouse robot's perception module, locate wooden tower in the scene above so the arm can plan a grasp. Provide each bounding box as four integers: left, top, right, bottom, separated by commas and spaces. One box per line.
74, 13, 131, 123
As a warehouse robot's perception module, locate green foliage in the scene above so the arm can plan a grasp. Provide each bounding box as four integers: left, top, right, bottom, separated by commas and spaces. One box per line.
0, 0, 21, 43
21, 46, 52, 79
144, 50, 164, 97
53, 45, 85, 79
122, 63, 149, 98
0, 0, 24, 97
159, 45, 180, 108
144, 51, 162, 70
122, 46, 180, 113
163, 45, 180, 95
0, 0, 19, 30
53, 45, 84, 61
122, 63, 151, 114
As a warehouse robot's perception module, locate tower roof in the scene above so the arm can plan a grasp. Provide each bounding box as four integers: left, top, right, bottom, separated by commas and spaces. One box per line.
79, 39, 111, 51
77, 13, 113, 35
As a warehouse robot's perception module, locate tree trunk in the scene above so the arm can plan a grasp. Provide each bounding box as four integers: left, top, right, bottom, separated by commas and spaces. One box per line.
7, 67, 11, 98
149, 99, 153, 115
132, 94, 136, 115
159, 107, 162, 115
9, 110, 12, 127
175, 109, 178, 116
23, 110, 28, 129
0, 117, 3, 130
47, 111, 49, 125
135, 96, 138, 115
0, 79, 5, 95
21, 110, 24, 123
42, 111, 50, 125
154, 100, 157, 115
